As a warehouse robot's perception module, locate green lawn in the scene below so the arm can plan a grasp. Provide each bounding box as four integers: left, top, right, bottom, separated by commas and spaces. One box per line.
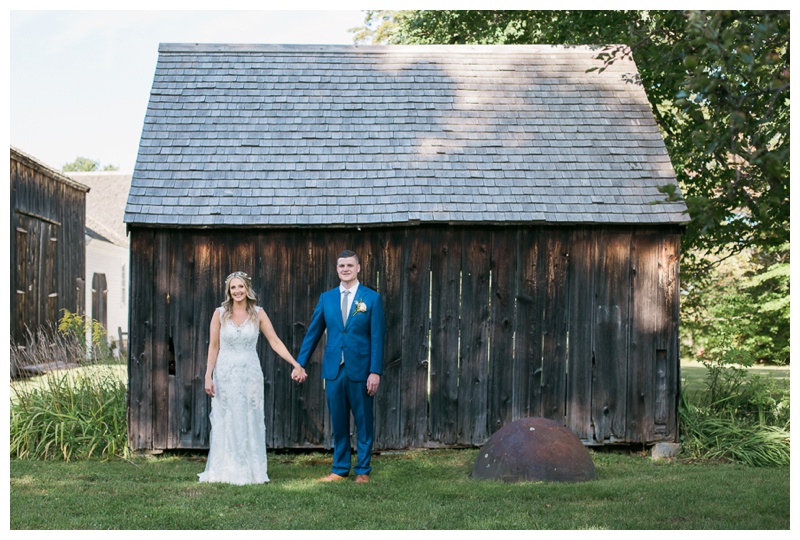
10, 358, 790, 529
679, 359, 790, 397
10, 449, 790, 530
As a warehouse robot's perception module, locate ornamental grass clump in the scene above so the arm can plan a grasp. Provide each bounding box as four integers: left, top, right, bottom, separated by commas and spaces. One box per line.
10, 317, 129, 461
680, 349, 790, 467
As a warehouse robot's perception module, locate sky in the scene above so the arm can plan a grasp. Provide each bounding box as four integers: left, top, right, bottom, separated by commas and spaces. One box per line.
8, 3, 776, 174
9, 8, 370, 172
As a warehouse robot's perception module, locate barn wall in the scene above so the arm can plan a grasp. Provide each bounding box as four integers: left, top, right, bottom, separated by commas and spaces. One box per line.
10, 153, 86, 349
127, 225, 681, 451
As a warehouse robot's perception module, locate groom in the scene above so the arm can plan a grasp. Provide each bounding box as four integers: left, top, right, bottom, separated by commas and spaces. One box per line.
296, 250, 385, 484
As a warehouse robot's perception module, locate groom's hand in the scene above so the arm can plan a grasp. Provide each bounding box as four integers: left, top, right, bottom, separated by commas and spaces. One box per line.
366, 373, 380, 396
292, 366, 307, 384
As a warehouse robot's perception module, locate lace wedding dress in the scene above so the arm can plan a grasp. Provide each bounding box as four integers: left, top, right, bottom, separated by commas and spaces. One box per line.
198, 306, 269, 485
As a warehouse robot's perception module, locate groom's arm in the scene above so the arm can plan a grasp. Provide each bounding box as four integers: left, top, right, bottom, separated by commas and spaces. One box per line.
296, 295, 327, 368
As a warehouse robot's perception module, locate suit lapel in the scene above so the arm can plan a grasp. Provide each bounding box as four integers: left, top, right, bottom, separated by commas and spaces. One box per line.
342, 286, 364, 330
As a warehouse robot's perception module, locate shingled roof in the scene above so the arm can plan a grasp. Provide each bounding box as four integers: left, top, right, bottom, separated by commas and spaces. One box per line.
125, 44, 689, 228
67, 172, 131, 247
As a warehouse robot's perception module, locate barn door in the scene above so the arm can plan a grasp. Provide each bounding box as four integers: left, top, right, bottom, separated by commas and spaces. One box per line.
14, 214, 59, 343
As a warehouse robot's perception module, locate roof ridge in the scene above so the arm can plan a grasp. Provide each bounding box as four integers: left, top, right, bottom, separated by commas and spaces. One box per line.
157, 43, 618, 55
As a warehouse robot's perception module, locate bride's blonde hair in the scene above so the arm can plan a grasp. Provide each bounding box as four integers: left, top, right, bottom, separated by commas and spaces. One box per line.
220, 271, 258, 324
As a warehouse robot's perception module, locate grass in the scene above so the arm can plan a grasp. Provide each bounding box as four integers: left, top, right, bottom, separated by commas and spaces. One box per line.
9, 449, 790, 529
9, 350, 790, 529
10, 320, 129, 461
679, 359, 790, 397
10, 363, 128, 461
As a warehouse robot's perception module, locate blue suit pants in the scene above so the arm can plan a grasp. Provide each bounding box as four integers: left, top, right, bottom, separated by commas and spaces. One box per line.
326, 364, 374, 476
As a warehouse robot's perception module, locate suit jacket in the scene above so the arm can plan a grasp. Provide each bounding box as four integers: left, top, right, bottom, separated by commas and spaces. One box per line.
297, 284, 385, 381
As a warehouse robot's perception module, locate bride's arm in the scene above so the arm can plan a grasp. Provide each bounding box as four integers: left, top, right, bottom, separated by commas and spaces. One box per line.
204, 309, 221, 397
258, 309, 306, 382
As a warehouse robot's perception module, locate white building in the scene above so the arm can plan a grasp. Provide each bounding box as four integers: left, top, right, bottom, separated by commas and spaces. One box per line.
66, 172, 131, 355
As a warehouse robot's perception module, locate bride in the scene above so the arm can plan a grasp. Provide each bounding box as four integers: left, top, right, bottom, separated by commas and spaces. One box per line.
198, 271, 306, 485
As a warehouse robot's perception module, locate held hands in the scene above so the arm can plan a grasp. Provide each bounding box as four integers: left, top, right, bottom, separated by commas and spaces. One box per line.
291, 365, 307, 384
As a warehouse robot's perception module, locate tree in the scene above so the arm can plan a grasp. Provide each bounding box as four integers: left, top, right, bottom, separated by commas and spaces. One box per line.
354, 10, 790, 364
681, 242, 790, 365
62, 157, 119, 172
354, 10, 790, 274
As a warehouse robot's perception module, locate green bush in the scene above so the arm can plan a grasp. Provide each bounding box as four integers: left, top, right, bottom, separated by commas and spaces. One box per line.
57, 309, 117, 363
680, 353, 790, 466
10, 319, 129, 461
680, 396, 790, 467
682, 243, 790, 366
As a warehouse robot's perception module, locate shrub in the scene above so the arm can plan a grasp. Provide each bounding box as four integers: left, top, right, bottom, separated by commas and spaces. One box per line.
57, 309, 116, 363
10, 320, 129, 461
680, 396, 790, 467
682, 243, 790, 366
680, 352, 790, 466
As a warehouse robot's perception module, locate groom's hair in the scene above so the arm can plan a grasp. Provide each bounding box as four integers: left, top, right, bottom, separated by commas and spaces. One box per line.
338, 250, 359, 263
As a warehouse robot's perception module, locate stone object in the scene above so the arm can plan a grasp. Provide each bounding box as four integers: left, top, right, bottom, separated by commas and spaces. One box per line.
472, 417, 598, 483
651, 442, 681, 460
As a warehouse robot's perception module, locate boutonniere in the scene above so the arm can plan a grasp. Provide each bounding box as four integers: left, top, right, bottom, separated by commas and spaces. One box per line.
352, 299, 367, 317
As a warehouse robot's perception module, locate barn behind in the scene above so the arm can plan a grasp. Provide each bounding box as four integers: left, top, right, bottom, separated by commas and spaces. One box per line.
124, 44, 689, 452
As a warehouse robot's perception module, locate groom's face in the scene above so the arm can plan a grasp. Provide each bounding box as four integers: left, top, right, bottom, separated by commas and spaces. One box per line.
337, 256, 360, 286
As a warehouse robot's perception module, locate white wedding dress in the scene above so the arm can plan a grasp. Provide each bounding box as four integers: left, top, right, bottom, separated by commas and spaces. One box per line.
198, 306, 269, 485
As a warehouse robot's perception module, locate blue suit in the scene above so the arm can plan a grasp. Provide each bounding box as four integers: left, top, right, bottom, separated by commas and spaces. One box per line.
297, 284, 385, 476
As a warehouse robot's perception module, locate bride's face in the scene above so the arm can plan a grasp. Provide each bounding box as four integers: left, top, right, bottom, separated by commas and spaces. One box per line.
228, 278, 247, 303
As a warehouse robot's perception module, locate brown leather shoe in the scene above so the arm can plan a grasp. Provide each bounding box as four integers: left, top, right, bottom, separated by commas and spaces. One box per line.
355, 474, 370, 484
317, 473, 347, 483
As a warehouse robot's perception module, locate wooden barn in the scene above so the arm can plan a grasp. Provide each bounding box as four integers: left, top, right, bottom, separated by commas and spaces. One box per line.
124, 44, 690, 452
10, 146, 89, 364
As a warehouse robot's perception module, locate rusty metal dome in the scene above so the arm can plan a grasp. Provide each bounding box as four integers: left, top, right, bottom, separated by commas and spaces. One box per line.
472, 417, 598, 483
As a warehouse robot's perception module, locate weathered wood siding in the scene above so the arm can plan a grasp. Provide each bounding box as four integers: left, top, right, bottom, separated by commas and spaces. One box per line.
127, 225, 681, 451
10, 151, 87, 351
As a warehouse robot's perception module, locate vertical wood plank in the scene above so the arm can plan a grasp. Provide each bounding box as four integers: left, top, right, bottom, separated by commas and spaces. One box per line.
565, 227, 595, 442
400, 226, 431, 448
172, 230, 198, 448
293, 231, 328, 447
166, 232, 184, 449
488, 228, 516, 433
428, 227, 461, 445
458, 228, 491, 445
628, 231, 659, 442
538, 228, 570, 424
26, 217, 42, 328
192, 235, 216, 447
127, 228, 155, 451
44, 230, 58, 324
263, 229, 290, 448
356, 231, 378, 290
592, 229, 632, 443
515, 227, 543, 419
151, 231, 171, 450
656, 231, 681, 441
13, 224, 29, 351
374, 229, 403, 448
